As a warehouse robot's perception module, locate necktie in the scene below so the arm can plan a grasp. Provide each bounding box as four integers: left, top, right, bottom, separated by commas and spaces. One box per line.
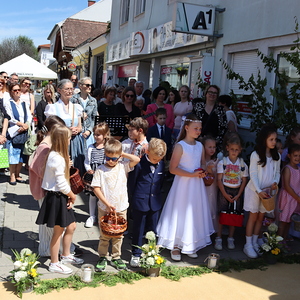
160, 126, 165, 140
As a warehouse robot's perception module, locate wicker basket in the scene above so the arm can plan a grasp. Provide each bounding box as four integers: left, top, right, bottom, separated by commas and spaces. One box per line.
100, 212, 127, 238
291, 214, 300, 232
82, 172, 94, 193
259, 186, 278, 211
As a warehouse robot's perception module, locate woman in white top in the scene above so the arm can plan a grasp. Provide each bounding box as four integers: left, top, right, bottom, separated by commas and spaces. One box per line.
5, 83, 32, 184
218, 95, 238, 133
45, 79, 84, 175
20, 77, 35, 116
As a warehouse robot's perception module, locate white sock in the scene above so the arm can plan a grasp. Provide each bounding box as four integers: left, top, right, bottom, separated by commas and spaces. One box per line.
245, 236, 253, 246
252, 234, 259, 245
50, 262, 59, 266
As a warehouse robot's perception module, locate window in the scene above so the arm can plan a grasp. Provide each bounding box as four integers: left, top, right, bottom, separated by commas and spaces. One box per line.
135, 0, 146, 16
121, 0, 130, 24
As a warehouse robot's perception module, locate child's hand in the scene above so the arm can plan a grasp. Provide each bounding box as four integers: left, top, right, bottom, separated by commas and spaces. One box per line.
258, 191, 269, 199
194, 168, 206, 178
106, 204, 116, 214
271, 182, 278, 190
87, 170, 95, 174
225, 193, 234, 203
69, 157, 73, 167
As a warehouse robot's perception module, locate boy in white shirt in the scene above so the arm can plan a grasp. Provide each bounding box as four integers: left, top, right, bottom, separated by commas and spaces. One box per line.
91, 138, 140, 271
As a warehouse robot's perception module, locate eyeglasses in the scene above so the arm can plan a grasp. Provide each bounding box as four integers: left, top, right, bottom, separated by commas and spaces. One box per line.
207, 91, 218, 96
105, 155, 121, 162
62, 88, 74, 92
12, 89, 21, 92
82, 84, 92, 88
125, 94, 135, 98
24, 82, 31, 86
2, 76, 8, 79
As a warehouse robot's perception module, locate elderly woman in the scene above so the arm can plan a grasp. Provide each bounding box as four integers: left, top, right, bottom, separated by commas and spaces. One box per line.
115, 87, 141, 119
193, 84, 227, 151
145, 86, 174, 129
5, 83, 32, 185
44, 79, 84, 175
20, 77, 35, 116
98, 86, 116, 116
35, 84, 56, 130
71, 77, 98, 148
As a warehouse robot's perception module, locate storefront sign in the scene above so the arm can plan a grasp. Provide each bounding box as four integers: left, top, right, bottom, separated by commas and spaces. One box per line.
161, 67, 172, 74
237, 102, 252, 114
107, 38, 131, 63
131, 30, 148, 55
67, 61, 77, 72
173, 3, 215, 36
118, 65, 137, 77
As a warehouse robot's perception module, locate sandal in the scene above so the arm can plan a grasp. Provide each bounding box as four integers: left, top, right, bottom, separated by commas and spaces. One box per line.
170, 249, 181, 261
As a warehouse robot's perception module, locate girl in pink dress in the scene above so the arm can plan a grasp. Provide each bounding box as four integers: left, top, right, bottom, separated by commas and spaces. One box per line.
278, 143, 300, 240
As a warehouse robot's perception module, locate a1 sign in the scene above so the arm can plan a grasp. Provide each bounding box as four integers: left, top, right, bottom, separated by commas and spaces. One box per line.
174, 3, 215, 36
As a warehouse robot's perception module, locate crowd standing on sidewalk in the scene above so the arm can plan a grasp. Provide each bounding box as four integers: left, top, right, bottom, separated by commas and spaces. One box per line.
1, 73, 300, 275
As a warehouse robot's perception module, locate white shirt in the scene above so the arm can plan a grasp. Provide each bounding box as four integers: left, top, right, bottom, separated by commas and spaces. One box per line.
42, 151, 71, 195
5, 98, 32, 125
156, 123, 165, 138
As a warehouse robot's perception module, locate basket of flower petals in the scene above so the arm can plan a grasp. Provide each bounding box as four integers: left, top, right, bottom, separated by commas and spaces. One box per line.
100, 211, 127, 238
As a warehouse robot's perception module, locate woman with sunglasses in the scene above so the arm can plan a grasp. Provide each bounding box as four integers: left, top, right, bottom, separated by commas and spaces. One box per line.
20, 78, 35, 116
45, 79, 84, 175
5, 83, 32, 185
71, 77, 98, 148
193, 84, 227, 152
36, 84, 56, 130
145, 86, 174, 129
115, 87, 141, 119
0, 75, 10, 105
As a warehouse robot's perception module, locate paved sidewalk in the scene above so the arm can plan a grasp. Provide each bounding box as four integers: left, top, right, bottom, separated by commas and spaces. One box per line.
1, 169, 300, 282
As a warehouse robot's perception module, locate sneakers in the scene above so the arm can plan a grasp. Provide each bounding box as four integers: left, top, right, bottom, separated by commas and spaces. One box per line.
130, 255, 140, 267
96, 257, 107, 271
85, 215, 96, 228
243, 245, 258, 258
49, 262, 72, 274
214, 237, 222, 251
111, 258, 126, 270
227, 237, 235, 250
253, 243, 262, 256
187, 253, 198, 258
61, 254, 84, 265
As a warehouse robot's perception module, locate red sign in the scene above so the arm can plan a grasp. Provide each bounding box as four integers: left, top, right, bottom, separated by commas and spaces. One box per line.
118, 65, 137, 78
161, 67, 172, 75
237, 102, 252, 114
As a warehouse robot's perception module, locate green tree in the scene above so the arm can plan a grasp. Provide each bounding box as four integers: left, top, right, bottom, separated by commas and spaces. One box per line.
0, 35, 38, 65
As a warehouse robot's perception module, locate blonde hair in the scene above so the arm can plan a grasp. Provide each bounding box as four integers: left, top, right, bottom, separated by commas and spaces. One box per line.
50, 126, 72, 181
177, 114, 201, 142
93, 122, 110, 144
148, 138, 167, 157
105, 138, 122, 156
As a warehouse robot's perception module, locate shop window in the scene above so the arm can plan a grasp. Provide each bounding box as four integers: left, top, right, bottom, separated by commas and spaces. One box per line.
135, 0, 146, 16
160, 63, 189, 90
121, 0, 130, 24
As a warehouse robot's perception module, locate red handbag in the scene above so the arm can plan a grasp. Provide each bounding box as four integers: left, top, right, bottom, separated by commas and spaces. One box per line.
219, 202, 244, 227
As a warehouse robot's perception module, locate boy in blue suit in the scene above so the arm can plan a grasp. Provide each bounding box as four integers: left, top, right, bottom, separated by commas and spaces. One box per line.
129, 138, 167, 267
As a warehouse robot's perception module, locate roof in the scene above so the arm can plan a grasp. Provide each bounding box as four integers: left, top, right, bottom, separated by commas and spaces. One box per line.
37, 44, 51, 51
61, 18, 108, 49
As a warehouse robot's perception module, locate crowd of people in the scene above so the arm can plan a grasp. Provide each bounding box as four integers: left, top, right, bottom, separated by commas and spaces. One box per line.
1, 72, 299, 275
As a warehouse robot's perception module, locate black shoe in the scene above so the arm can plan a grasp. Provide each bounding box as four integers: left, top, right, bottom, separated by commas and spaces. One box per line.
73, 247, 83, 257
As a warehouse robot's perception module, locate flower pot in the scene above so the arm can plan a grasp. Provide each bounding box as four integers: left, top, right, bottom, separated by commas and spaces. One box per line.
23, 283, 33, 293
147, 267, 160, 277
264, 254, 277, 264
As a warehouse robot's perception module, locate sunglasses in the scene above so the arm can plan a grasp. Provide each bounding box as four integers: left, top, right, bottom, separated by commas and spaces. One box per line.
12, 89, 21, 92
105, 155, 121, 162
83, 84, 92, 87
125, 94, 135, 98
2, 76, 8, 79
207, 91, 218, 95
24, 82, 31, 86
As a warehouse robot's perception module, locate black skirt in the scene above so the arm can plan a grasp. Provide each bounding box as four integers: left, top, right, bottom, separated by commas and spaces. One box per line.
36, 191, 76, 228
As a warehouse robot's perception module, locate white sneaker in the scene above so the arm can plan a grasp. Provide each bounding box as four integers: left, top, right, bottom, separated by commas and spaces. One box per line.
49, 262, 72, 274
61, 254, 84, 265
253, 243, 262, 256
130, 255, 140, 267
243, 245, 258, 258
227, 237, 235, 250
214, 237, 222, 251
85, 215, 96, 228
187, 253, 198, 258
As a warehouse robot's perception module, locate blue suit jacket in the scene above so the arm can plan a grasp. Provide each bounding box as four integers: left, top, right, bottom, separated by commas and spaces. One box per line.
146, 125, 172, 155
129, 155, 165, 212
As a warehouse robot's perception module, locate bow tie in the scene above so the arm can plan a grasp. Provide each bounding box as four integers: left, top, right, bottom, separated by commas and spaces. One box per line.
149, 162, 158, 167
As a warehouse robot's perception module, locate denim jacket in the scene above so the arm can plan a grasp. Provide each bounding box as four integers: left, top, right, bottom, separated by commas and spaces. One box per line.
71, 93, 98, 132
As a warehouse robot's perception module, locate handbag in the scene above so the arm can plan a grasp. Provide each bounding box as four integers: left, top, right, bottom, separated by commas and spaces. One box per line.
203, 173, 214, 186
23, 121, 37, 156
219, 201, 244, 227
0, 145, 9, 168
70, 166, 84, 194
11, 130, 28, 145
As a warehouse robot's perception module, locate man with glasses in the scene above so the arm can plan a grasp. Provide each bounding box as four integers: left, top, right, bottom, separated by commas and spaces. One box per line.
8, 73, 19, 85
70, 74, 80, 94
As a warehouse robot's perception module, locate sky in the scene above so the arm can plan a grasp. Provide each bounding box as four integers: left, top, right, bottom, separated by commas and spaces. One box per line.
0, 0, 90, 47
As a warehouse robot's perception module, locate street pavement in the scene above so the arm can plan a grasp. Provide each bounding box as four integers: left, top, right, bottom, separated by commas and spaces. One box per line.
1, 168, 300, 282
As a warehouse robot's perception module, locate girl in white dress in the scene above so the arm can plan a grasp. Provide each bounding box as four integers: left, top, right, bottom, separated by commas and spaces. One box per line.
157, 114, 214, 261
243, 124, 281, 258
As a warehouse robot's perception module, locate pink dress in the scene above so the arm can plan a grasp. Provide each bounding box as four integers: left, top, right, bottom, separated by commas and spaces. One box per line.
279, 165, 300, 222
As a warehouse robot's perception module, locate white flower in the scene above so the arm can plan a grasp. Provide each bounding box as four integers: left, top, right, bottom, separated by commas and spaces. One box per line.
20, 248, 32, 257
146, 257, 155, 266
268, 223, 278, 233
142, 244, 150, 252
151, 250, 156, 255
262, 244, 271, 252
145, 231, 156, 241
14, 271, 27, 282
13, 261, 23, 270
276, 236, 283, 242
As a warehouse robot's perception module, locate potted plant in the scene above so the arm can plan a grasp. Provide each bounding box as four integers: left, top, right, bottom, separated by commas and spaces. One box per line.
259, 223, 285, 264
10, 248, 41, 298
135, 231, 166, 277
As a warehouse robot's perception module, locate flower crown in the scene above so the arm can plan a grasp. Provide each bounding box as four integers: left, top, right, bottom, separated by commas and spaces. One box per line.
182, 116, 202, 123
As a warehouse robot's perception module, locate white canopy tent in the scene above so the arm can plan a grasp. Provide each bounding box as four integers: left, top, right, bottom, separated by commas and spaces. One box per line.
0, 53, 57, 80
